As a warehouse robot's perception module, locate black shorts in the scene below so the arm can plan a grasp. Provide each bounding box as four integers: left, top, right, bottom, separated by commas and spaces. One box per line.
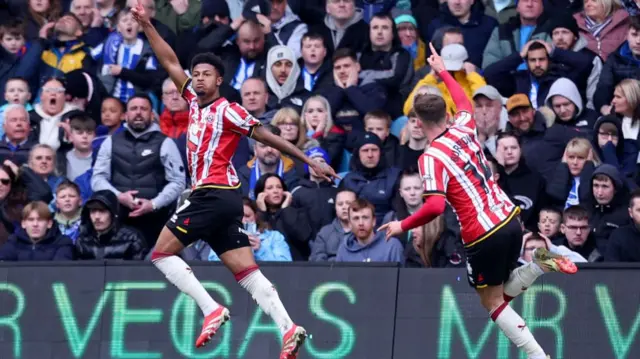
166, 187, 250, 255
464, 215, 523, 288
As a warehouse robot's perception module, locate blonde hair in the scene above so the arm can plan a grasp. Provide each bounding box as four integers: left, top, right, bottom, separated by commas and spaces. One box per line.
589, 0, 620, 18
615, 79, 640, 119
565, 137, 601, 166
301, 96, 334, 138
271, 107, 306, 149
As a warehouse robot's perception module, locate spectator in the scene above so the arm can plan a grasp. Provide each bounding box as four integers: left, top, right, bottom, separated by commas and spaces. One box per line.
92, 96, 125, 159
159, 77, 189, 139
27, 144, 64, 201
548, 13, 603, 110
538, 207, 562, 241
608, 79, 640, 177
606, 188, 640, 262
309, 188, 356, 261
299, 32, 333, 93
240, 77, 276, 124
92, 8, 162, 104
519, 231, 587, 264
221, 20, 270, 91
495, 131, 548, 230
71, 0, 113, 47
151, 0, 202, 35
70, 0, 97, 30
473, 85, 507, 158
291, 147, 338, 236
546, 137, 599, 209
125, 0, 177, 49
254, 173, 313, 260
39, 13, 95, 81
592, 115, 634, 177
0, 104, 36, 166
411, 208, 465, 268
238, 125, 299, 198
392, 9, 426, 71
301, 95, 346, 169
405, 44, 485, 117
208, 197, 293, 261
340, 132, 401, 227
270, 107, 314, 175
398, 112, 428, 171
364, 110, 400, 169
24, 0, 62, 41
75, 190, 148, 260
265, 45, 310, 111
322, 48, 386, 131
504, 94, 547, 168
29, 77, 77, 152
482, 0, 550, 68
557, 205, 600, 261
359, 13, 413, 117
0, 78, 33, 130
335, 197, 404, 263
0, 164, 17, 243
588, 164, 630, 254
0, 201, 73, 261
574, 0, 629, 62
268, 0, 308, 59
426, 0, 498, 67
310, 0, 369, 57
59, 111, 94, 181
96, 0, 120, 30
0, 20, 43, 100
91, 94, 185, 247
595, 17, 640, 113
64, 69, 109, 122
54, 179, 82, 242
485, 40, 592, 108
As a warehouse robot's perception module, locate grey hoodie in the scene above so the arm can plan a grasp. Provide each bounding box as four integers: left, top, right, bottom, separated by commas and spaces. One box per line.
545, 77, 586, 124
324, 9, 364, 48
336, 230, 404, 264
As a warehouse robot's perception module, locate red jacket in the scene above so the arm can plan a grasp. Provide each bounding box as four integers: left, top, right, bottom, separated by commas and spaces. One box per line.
159, 108, 189, 138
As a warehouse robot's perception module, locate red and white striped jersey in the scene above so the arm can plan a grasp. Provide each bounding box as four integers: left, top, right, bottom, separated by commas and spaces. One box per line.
418, 110, 517, 246
182, 79, 259, 189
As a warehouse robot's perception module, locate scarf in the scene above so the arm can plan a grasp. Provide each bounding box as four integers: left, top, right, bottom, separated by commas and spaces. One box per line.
102, 32, 123, 66
266, 45, 300, 101
248, 160, 285, 200
585, 15, 613, 38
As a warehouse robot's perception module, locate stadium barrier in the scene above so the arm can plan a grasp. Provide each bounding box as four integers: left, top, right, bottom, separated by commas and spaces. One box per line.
0, 262, 638, 358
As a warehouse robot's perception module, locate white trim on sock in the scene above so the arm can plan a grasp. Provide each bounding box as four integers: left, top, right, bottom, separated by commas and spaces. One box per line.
238, 269, 293, 335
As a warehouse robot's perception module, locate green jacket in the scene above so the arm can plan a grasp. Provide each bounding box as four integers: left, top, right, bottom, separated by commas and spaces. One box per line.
482, 14, 551, 68
154, 0, 201, 34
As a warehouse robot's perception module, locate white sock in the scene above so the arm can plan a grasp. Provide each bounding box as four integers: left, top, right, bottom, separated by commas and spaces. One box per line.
238, 269, 293, 336
504, 262, 545, 301
491, 302, 546, 359
153, 255, 220, 315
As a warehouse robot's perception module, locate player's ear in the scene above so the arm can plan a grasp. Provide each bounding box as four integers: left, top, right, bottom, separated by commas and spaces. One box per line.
216, 76, 223, 86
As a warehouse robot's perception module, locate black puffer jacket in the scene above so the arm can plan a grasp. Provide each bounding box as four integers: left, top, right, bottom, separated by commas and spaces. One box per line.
75, 190, 148, 260
291, 178, 338, 237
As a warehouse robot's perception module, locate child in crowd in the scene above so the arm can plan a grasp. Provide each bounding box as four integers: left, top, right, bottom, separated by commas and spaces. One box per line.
92, 8, 160, 104
0, 77, 33, 137
64, 112, 96, 181
0, 20, 42, 105
538, 207, 562, 241
92, 96, 125, 158
54, 180, 83, 243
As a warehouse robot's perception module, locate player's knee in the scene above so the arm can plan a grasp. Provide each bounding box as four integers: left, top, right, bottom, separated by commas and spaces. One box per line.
478, 289, 505, 312
154, 227, 184, 254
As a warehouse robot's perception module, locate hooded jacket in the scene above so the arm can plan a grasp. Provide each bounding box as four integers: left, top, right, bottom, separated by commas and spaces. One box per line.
587, 164, 631, 254
269, 6, 308, 59
546, 160, 596, 209
605, 223, 640, 262
336, 230, 404, 264
0, 226, 73, 261
75, 190, 148, 260
310, 9, 369, 57
591, 115, 636, 177
29, 103, 77, 152
309, 218, 350, 261
291, 178, 338, 237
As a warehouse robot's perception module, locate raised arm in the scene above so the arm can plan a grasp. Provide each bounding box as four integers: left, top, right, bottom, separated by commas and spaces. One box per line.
131, 0, 188, 90
427, 43, 473, 113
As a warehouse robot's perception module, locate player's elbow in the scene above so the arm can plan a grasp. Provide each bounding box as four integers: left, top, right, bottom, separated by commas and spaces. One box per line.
430, 195, 446, 214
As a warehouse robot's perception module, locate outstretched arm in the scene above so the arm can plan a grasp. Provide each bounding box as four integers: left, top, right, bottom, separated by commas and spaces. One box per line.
132, 0, 188, 90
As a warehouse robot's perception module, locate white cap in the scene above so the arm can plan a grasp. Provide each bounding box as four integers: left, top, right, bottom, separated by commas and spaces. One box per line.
441, 44, 468, 71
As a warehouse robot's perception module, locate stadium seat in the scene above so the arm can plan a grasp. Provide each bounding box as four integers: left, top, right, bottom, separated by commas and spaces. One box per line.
391, 116, 408, 139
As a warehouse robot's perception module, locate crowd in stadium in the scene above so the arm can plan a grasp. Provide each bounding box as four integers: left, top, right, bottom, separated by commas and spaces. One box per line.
0, 0, 639, 264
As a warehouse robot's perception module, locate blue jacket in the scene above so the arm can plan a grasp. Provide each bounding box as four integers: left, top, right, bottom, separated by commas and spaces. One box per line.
340, 166, 401, 227
336, 231, 404, 264
207, 229, 292, 262
0, 40, 43, 103
0, 226, 74, 261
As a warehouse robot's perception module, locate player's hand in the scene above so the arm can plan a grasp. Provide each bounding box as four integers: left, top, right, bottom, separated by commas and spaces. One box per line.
129, 198, 154, 217
131, 0, 152, 26
427, 43, 446, 74
256, 192, 268, 212
378, 220, 403, 241
118, 190, 139, 209
248, 234, 261, 251
281, 191, 293, 208
309, 161, 340, 182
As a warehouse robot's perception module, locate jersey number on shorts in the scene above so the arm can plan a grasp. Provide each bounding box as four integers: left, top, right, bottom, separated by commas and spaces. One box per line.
176, 199, 191, 214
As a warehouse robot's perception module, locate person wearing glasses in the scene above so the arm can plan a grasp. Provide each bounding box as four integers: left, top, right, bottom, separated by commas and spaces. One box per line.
159, 77, 189, 139
558, 205, 600, 261
29, 78, 78, 153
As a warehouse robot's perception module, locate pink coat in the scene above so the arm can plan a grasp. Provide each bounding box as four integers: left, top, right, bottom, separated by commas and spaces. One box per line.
574, 9, 629, 61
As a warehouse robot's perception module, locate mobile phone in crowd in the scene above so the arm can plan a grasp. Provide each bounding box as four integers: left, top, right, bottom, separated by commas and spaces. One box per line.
244, 222, 257, 235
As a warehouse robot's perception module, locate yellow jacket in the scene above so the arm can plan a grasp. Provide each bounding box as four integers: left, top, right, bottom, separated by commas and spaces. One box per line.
403, 70, 486, 116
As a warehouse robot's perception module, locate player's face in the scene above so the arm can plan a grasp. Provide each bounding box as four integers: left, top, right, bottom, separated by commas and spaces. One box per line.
399, 175, 424, 208
349, 207, 375, 240
21, 211, 52, 241
497, 136, 521, 167
538, 211, 560, 237
263, 177, 284, 207
41, 79, 66, 116
358, 144, 381, 169
592, 178, 615, 205
90, 208, 112, 232
521, 238, 546, 262
335, 191, 356, 222
629, 198, 640, 226
192, 63, 223, 97
561, 219, 590, 247
552, 28, 576, 50
551, 95, 577, 122
365, 118, 389, 142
